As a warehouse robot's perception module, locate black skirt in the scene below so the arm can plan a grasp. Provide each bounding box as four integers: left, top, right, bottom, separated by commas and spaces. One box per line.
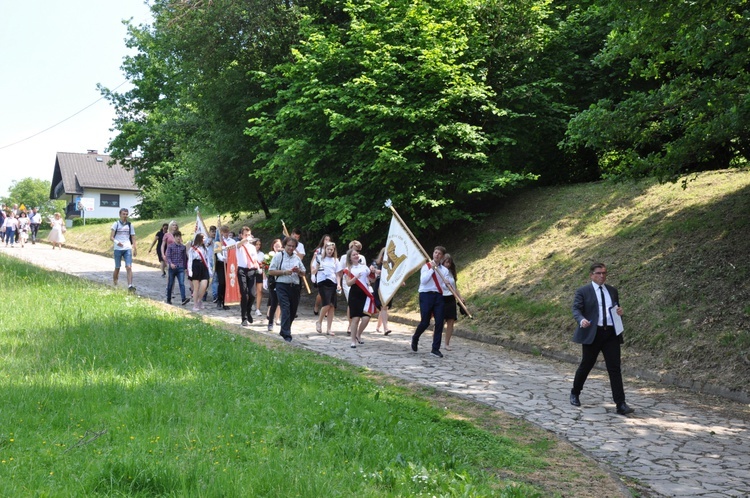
189, 259, 210, 281
317, 278, 338, 307
443, 295, 458, 321
348, 284, 369, 318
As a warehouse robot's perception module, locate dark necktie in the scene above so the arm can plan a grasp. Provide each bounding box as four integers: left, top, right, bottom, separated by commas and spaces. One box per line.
599, 286, 607, 327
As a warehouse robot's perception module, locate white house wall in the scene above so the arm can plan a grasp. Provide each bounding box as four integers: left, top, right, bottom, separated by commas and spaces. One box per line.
82, 190, 141, 219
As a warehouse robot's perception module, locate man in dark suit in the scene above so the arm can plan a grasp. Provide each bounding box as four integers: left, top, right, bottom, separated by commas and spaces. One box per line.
570, 263, 634, 415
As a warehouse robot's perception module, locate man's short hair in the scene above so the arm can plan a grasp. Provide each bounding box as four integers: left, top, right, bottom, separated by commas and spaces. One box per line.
434, 246, 447, 256
174, 231, 182, 237
119, 208, 129, 215
284, 236, 298, 248
590, 263, 606, 273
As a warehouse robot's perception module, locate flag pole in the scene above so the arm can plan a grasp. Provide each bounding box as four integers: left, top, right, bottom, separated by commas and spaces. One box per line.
384, 199, 472, 318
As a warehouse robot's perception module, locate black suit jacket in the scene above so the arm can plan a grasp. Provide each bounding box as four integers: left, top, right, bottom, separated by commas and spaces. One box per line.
571, 283, 622, 345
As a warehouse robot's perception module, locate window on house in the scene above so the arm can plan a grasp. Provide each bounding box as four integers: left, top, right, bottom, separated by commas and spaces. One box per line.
100, 194, 120, 207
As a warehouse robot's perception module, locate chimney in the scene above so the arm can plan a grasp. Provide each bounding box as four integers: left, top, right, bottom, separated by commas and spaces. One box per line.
87, 149, 98, 154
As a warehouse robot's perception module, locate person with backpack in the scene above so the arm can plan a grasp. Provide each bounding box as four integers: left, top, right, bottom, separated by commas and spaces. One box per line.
110, 208, 137, 292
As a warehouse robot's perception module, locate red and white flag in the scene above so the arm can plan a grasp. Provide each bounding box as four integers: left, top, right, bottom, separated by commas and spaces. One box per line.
378, 214, 427, 306
224, 246, 241, 305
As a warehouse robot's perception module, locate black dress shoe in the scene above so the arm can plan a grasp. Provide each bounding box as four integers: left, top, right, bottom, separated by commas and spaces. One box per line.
410, 335, 418, 352
570, 393, 581, 407
616, 403, 634, 415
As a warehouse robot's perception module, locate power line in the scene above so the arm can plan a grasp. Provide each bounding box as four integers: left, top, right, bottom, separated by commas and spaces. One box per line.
0, 80, 129, 151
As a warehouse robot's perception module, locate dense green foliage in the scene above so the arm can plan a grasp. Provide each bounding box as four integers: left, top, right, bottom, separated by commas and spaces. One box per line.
565, 0, 750, 182
0, 255, 547, 496
103, 0, 749, 241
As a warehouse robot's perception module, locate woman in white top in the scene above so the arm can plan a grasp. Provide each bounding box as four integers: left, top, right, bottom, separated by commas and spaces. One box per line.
311, 234, 331, 315
441, 253, 463, 350
312, 241, 341, 335
188, 233, 212, 311
48, 212, 66, 249
343, 248, 374, 348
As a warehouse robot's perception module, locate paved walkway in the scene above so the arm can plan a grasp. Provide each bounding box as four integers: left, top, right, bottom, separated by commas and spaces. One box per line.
2, 243, 749, 497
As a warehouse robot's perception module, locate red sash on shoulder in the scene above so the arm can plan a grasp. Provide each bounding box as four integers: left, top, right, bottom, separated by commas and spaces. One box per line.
426, 262, 443, 293
344, 268, 377, 314
241, 243, 259, 269
193, 247, 209, 270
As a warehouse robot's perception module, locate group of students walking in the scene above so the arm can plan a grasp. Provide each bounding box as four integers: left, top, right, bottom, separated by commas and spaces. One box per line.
143, 222, 465, 354
110, 214, 634, 415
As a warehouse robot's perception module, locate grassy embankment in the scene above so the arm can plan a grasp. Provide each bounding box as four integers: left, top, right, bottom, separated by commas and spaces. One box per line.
401, 169, 750, 397
49, 169, 750, 396
0, 256, 628, 497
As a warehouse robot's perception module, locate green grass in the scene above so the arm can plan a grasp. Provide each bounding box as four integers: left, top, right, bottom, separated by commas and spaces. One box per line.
0, 256, 547, 497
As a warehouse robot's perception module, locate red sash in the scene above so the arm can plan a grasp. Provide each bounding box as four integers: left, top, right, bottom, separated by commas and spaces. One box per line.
344, 268, 377, 314
195, 247, 209, 269
426, 262, 443, 293
241, 243, 259, 269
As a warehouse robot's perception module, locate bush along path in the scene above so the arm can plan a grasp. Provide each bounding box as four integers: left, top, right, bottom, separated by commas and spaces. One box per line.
3, 243, 750, 497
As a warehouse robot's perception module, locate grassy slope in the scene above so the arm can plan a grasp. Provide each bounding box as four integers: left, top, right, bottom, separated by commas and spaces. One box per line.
403, 169, 750, 394
52, 169, 750, 394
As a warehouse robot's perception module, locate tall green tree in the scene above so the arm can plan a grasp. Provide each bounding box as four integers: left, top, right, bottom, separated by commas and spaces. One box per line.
248, 0, 538, 241
564, 0, 750, 182
102, 0, 300, 218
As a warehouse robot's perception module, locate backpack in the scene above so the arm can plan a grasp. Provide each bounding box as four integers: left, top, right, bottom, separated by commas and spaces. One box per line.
115, 220, 134, 244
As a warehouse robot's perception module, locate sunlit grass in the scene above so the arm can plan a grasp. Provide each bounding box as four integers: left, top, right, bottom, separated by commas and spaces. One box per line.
0, 256, 547, 496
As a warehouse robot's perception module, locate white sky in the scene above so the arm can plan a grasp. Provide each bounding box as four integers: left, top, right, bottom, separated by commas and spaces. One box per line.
0, 0, 153, 198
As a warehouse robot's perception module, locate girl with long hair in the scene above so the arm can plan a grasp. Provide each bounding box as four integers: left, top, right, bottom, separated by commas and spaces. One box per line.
312, 241, 341, 335
311, 234, 331, 314
188, 233, 212, 311
343, 247, 374, 348
441, 253, 463, 350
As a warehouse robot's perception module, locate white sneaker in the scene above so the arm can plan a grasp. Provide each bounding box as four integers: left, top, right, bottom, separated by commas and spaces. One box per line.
255, 309, 262, 316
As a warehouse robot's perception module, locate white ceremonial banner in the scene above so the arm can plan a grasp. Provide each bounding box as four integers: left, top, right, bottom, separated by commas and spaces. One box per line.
378, 214, 427, 306
194, 209, 209, 239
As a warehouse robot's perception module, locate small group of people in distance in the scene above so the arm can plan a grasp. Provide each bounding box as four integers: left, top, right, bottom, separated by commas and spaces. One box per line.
1, 204, 43, 248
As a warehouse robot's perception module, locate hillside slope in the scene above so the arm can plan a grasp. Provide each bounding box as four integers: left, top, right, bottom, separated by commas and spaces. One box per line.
394, 169, 750, 397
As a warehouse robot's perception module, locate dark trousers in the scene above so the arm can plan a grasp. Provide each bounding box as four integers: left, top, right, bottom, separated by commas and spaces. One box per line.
30, 223, 40, 242
267, 286, 279, 324
275, 282, 300, 339
216, 260, 226, 304
572, 326, 625, 404
413, 291, 445, 352
238, 267, 257, 321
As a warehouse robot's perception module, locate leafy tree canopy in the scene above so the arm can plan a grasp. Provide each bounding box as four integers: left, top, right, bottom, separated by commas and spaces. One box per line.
564, 0, 750, 183
248, 0, 539, 241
